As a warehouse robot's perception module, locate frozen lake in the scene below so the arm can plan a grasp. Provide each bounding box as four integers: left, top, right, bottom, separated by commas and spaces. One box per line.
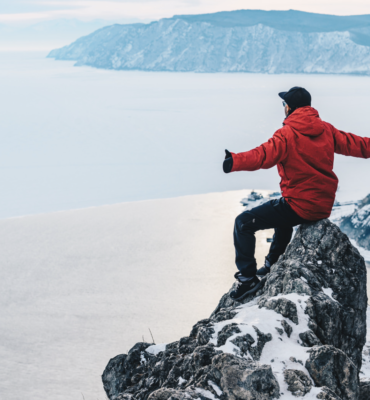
0, 51, 370, 400
0, 189, 274, 400
1, 51, 370, 218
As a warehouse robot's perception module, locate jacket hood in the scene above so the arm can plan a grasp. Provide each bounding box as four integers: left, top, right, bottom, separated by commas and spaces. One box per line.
284, 106, 325, 137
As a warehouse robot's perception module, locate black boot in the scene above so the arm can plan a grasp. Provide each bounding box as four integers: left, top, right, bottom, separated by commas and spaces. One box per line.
256, 259, 272, 277
230, 275, 262, 301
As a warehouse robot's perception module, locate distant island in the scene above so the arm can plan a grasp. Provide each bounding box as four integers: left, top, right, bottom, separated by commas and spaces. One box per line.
48, 9, 370, 75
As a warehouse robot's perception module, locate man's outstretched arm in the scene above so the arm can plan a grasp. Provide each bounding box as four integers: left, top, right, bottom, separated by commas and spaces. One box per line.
223, 130, 288, 173
332, 126, 370, 158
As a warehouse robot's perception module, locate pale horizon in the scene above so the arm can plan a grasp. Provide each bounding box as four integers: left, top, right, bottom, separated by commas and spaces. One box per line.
2, 0, 370, 27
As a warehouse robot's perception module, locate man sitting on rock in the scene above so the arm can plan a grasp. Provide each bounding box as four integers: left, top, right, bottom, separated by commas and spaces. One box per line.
223, 86, 370, 301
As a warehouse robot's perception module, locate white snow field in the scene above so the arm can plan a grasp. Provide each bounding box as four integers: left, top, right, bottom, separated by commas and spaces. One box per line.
0, 189, 274, 400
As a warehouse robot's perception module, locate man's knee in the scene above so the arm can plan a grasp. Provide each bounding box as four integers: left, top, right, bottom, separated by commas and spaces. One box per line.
235, 212, 256, 232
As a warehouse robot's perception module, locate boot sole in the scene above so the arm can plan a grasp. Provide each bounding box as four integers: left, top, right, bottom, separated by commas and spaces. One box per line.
230, 280, 263, 302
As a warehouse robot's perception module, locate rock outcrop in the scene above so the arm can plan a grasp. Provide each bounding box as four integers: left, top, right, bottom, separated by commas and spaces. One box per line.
341, 194, 370, 251
102, 219, 368, 400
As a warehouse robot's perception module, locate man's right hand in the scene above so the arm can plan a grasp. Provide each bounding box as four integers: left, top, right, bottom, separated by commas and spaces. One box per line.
223, 149, 233, 173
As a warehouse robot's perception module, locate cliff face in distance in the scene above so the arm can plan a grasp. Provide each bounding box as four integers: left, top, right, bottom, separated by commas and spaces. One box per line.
341, 193, 370, 251
102, 219, 370, 400
48, 10, 370, 75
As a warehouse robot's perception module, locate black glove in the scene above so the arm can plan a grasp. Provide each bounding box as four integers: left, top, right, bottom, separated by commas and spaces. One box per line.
223, 149, 233, 173
224, 149, 232, 160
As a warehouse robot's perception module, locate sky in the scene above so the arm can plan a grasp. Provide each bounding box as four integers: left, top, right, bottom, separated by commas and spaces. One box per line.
2, 0, 370, 26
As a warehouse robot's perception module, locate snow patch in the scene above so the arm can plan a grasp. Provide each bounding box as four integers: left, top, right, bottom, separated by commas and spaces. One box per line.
140, 353, 147, 365
178, 377, 187, 385
146, 343, 167, 355
322, 288, 338, 303
208, 380, 222, 396
195, 388, 218, 400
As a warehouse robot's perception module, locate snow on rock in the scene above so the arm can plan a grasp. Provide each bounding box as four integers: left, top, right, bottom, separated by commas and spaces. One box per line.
340, 193, 370, 254
102, 219, 367, 400
146, 344, 167, 356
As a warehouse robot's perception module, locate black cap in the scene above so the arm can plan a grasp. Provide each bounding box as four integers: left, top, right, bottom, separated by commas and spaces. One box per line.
279, 87, 311, 109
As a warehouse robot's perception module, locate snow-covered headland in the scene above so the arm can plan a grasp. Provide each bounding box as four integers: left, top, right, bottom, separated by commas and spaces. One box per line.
329, 194, 370, 264
48, 10, 370, 75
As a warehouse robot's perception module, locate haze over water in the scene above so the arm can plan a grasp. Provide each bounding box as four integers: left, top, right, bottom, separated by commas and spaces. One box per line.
1, 51, 370, 219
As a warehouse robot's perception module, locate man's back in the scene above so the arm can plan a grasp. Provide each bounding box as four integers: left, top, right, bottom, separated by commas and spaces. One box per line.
224, 87, 370, 301
229, 106, 370, 220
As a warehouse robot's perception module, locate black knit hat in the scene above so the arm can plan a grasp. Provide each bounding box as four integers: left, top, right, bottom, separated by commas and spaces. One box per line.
279, 87, 311, 109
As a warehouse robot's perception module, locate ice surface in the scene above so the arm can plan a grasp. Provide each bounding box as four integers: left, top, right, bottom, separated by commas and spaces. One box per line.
0, 189, 274, 400
1, 52, 370, 218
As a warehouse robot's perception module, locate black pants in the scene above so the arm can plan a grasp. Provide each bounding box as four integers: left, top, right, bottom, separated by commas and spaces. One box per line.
234, 197, 309, 278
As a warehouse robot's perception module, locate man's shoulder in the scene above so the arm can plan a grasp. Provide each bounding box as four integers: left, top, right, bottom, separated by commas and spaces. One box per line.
273, 125, 291, 138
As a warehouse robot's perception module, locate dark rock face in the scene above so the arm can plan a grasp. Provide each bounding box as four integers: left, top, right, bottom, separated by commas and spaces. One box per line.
259, 297, 299, 324
212, 354, 280, 400
359, 379, 370, 400
102, 219, 368, 400
264, 220, 367, 369
299, 330, 322, 347
341, 193, 370, 251
305, 346, 359, 399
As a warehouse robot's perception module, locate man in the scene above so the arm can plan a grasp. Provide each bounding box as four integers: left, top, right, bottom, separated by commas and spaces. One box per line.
223, 86, 370, 301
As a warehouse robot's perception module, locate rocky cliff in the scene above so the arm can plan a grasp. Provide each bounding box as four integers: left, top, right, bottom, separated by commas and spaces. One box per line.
48, 10, 370, 74
102, 219, 369, 400
341, 194, 370, 252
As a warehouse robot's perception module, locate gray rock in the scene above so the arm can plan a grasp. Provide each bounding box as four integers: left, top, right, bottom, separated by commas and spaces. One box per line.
305, 345, 359, 399
262, 219, 367, 369
147, 388, 198, 400
299, 330, 322, 347
275, 327, 284, 335
283, 369, 312, 397
230, 333, 255, 357
102, 354, 128, 400
259, 297, 299, 324
212, 353, 280, 400
217, 323, 241, 347
196, 326, 215, 346
360, 379, 370, 400
102, 219, 367, 400
316, 387, 342, 399
249, 327, 273, 361
211, 307, 237, 323
281, 320, 293, 338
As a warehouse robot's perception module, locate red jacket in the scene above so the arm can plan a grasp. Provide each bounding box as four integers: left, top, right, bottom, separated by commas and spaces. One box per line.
231, 106, 370, 220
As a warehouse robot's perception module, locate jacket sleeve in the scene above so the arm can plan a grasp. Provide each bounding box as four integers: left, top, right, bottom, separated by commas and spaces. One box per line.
331, 125, 370, 158
231, 129, 288, 172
